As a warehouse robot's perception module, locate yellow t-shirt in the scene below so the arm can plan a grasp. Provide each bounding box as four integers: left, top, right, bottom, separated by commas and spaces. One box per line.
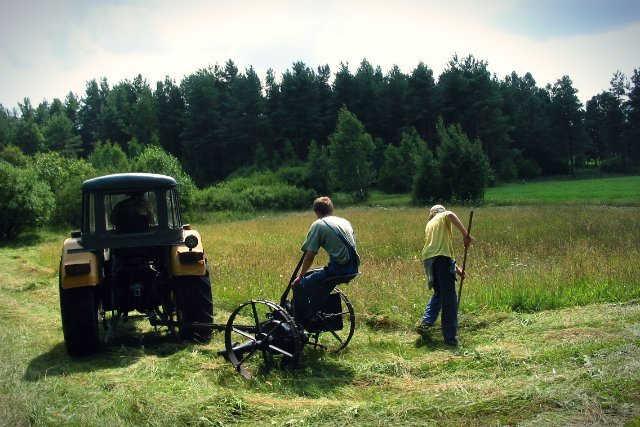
421, 211, 455, 260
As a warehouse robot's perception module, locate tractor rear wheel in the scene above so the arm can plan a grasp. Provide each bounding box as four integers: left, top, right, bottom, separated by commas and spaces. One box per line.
59, 267, 101, 356
174, 266, 213, 342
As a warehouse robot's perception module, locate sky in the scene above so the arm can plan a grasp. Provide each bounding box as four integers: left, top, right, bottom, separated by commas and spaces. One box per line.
1, 0, 639, 110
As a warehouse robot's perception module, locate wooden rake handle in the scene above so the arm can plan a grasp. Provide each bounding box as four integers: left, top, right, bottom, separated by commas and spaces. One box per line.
457, 210, 474, 304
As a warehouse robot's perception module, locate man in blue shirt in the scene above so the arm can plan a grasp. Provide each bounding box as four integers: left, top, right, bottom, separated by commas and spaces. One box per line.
291, 197, 359, 322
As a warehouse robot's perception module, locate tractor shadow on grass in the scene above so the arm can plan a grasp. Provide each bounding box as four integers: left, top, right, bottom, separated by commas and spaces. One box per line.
23, 324, 205, 382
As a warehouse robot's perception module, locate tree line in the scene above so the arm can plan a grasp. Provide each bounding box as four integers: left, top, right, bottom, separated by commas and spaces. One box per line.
0, 54, 638, 186
2, 54, 638, 241
0, 104, 491, 241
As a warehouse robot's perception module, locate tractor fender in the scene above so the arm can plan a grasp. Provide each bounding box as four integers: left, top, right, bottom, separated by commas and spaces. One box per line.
171, 229, 207, 276
60, 238, 99, 289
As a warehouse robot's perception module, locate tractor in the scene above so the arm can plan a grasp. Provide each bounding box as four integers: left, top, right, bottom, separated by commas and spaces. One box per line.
58, 173, 213, 356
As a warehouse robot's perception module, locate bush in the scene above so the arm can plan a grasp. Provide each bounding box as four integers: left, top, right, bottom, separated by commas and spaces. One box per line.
496, 157, 518, 182
515, 157, 541, 180
378, 145, 406, 193
0, 145, 29, 167
275, 166, 309, 188
242, 184, 315, 210
0, 161, 54, 240
599, 156, 633, 173
412, 147, 439, 205
31, 152, 79, 192
52, 169, 98, 228
194, 176, 315, 212
193, 186, 251, 212
54, 160, 97, 227
221, 171, 280, 192
305, 141, 332, 195
29, 152, 98, 227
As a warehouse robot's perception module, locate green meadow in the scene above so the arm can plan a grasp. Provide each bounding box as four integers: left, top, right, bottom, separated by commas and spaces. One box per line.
1, 177, 639, 426
484, 175, 640, 206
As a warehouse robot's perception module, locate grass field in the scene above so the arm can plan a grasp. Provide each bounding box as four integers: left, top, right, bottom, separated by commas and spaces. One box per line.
484, 175, 640, 206
1, 177, 640, 426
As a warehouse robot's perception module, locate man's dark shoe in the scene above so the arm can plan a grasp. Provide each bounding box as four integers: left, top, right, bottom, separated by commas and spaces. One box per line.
415, 322, 434, 334
444, 338, 458, 347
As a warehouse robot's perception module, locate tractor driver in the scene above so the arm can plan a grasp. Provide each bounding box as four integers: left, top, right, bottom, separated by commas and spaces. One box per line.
110, 192, 156, 232
291, 196, 360, 323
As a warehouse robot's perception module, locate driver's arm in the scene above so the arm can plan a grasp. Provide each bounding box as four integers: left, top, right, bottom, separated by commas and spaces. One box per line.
291, 251, 316, 287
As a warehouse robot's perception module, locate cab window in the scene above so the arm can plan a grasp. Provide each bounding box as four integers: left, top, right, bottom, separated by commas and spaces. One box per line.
166, 189, 180, 229
105, 191, 158, 233
84, 193, 96, 233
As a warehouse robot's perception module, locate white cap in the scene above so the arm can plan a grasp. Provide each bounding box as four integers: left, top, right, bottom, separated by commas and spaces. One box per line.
429, 204, 445, 215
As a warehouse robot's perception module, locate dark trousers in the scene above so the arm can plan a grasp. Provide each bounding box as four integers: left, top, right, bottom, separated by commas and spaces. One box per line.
422, 256, 458, 342
293, 258, 357, 322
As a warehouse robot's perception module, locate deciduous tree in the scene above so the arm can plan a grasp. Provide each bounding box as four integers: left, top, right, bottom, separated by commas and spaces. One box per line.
0, 161, 54, 240
305, 140, 332, 195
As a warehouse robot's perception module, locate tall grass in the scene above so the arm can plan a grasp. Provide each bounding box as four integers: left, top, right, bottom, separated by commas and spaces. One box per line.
51, 205, 629, 326
37, 205, 640, 322
36, 205, 640, 323
201, 206, 640, 318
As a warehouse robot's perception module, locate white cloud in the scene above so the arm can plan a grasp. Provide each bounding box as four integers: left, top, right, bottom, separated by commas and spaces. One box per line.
1, 0, 638, 108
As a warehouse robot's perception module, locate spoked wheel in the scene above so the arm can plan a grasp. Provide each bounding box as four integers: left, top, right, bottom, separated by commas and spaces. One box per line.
306, 287, 355, 353
224, 299, 302, 379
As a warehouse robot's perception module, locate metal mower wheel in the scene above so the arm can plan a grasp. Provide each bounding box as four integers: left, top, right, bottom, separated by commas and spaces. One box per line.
224, 299, 302, 379
306, 287, 355, 353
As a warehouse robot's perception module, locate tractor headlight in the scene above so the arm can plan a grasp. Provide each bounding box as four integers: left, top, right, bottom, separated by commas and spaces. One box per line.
184, 234, 198, 250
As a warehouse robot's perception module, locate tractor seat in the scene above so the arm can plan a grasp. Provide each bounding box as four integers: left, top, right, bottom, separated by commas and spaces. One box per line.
318, 272, 359, 288
115, 214, 150, 234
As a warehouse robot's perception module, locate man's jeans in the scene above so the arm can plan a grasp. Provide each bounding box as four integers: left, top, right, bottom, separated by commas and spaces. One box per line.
293, 257, 357, 322
421, 256, 458, 342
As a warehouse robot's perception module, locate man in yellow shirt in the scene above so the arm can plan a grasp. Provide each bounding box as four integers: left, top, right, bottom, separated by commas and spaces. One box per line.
418, 204, 472, 346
